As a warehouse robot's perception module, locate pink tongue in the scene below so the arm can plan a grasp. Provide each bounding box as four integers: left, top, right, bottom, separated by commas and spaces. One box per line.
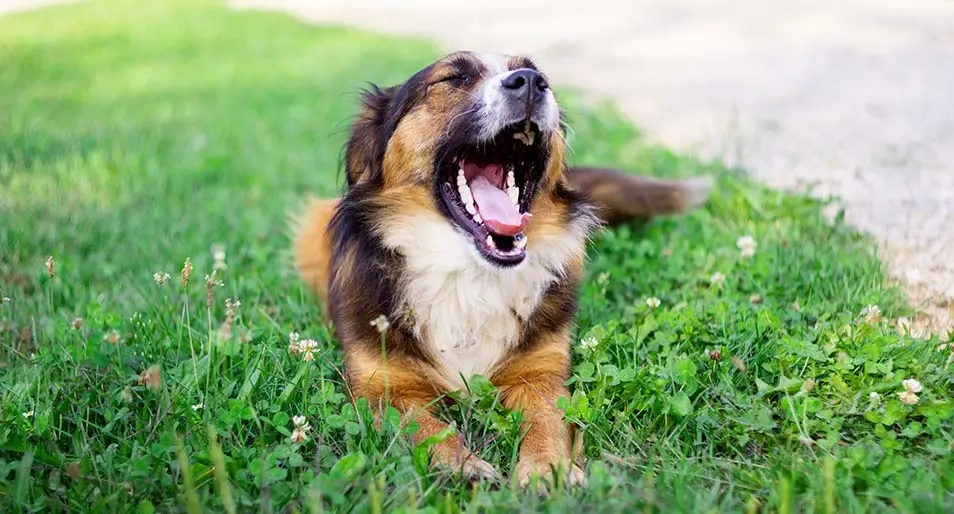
469, 175, 531, 236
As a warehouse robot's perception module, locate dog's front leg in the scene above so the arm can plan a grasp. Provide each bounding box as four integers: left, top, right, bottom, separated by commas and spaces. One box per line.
492, 338, 585, 489
346, 349, 499, 480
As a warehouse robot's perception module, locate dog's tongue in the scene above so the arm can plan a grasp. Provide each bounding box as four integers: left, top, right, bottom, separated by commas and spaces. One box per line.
469, 175, 530, 236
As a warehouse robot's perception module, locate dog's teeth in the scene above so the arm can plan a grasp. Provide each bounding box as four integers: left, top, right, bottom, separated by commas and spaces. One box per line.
457, 169, 466, 186
514, 235, 527, 249
465, 202, 476, 215
473, 212, 482, 224
486, 235, 495, 248
506, 171, 515, 188
508, 186, 520, 204
458, 183, 473, 203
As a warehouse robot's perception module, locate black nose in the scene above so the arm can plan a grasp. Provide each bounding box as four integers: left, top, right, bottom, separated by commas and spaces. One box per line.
500, 69, 548, 100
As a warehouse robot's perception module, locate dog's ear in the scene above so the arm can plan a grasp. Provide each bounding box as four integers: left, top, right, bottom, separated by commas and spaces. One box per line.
344, 67, 433, 187
344, 84, 397, 187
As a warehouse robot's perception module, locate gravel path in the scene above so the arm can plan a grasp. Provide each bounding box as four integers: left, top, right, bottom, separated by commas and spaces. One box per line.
5, 0, 952, 336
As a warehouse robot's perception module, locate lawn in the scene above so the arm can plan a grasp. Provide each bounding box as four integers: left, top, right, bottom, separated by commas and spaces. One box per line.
1, 0, 952, 512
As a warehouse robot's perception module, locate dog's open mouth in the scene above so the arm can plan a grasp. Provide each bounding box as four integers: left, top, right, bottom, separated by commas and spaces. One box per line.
438, 122, 545, 266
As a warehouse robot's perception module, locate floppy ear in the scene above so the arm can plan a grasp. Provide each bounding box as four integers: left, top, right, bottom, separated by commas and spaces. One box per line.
344, 84, 398, 187
344, 66, 434, 187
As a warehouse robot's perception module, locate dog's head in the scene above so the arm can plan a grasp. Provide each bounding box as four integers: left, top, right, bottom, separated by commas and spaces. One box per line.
344, 51, 569, 267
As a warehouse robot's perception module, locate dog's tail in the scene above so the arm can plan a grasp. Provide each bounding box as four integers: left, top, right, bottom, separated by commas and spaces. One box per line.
291, 196, 340, 304
565, 166, 711, 225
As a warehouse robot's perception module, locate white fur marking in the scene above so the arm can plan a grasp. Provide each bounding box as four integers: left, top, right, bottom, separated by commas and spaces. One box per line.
379, 212, 590, 390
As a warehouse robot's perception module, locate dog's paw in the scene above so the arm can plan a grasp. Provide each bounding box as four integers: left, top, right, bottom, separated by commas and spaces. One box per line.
516, 457, 586, 491
435, 452, 501, 481
459, 455, 501, 481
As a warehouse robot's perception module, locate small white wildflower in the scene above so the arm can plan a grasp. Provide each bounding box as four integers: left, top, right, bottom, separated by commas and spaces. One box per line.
212, 244, 227, 271
579, 336, 598, 350
290, 415, 311, 443
138, 365, 161, 389
192, 403, 204, 411
103, 329, 121, 345
23, 410, 34, 418
869, 391, 881, 405
645, 297, 661, 309
896, 317, 911, 337
288, 332, 302, 354
298, 339, 319, 361
290, 426, 308, 444
859, 305, 882, 324
902, 378, 922, 394
1, 296, 10, 304
709, 272, 726, 288
370, 315, 390, 333
736, 235, 757, 259
802, 378, 816, 393
898, 390, 919, 405
153, 272, 171, 286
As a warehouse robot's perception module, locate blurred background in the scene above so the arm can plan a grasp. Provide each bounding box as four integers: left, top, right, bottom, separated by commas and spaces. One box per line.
6, 0, 951, 328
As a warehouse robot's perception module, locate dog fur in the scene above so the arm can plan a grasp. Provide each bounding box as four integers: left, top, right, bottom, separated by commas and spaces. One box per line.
292, 51, 709, 487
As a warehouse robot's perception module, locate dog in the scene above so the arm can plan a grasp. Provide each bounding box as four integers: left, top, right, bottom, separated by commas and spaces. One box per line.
292, 51, 709, 488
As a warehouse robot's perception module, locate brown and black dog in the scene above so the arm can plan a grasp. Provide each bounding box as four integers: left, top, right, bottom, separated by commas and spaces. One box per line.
293, 51, 709, 487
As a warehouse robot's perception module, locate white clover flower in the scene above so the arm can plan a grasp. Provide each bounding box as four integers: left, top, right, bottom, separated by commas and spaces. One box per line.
297, 339, 319, 361
290, 427, 308, 443
290, 415, 311, 443
709, 272, 726, 288
579, 336, 598, 350
370, 315, 390, 333
902, 378, 922, 394
898, 390, 919, 405
859, 305, 882, 324
736, 236, 757, 259
153, 272, 171, 285
896, 378, 923, 405
646, 297, 661, 309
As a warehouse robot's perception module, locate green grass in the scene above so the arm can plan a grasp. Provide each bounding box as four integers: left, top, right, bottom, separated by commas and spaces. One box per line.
1, 0, 952, 512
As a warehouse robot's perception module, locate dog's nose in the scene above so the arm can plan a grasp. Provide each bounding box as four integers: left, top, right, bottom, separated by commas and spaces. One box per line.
500, 69, 548, 101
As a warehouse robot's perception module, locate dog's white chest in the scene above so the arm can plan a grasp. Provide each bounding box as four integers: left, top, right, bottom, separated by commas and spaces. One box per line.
382, 215, 566, 389
413, 263, 549, 388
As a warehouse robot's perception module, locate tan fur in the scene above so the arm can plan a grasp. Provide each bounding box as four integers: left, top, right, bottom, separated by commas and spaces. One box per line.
492, 331, 583, 485
292, 197, 338, 304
